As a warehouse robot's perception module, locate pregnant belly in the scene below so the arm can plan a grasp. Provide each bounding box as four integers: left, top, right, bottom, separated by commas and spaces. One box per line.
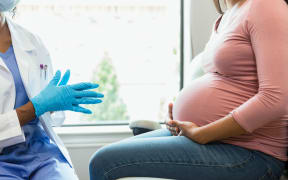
173, 73, 256, 126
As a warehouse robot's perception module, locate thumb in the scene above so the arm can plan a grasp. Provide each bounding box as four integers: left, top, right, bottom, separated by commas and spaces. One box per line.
168, 103, 173, 118
168, 103, 173, 110
49, 70, 61, 86
170, 120, 184, 127
58, 70, 70, 86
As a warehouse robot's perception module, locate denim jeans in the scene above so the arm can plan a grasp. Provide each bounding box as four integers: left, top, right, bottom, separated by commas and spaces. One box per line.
89, 129, 285, 180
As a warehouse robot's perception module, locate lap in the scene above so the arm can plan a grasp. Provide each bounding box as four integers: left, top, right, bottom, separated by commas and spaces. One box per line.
30, 157, 79, 180
90, 129, 282, 180
0, 166, 25, 180
0, 156, 78, 180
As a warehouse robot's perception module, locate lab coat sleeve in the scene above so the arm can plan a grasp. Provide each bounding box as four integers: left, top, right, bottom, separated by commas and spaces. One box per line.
0, 110, 25, 149
34, 35, 66, 127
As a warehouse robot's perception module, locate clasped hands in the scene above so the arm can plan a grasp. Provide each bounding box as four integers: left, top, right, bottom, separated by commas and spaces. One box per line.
166, 103, 204, 144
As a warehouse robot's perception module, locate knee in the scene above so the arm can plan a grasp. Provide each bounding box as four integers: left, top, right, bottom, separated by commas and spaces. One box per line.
89, 145, 117, 180
89, 148, 106, 180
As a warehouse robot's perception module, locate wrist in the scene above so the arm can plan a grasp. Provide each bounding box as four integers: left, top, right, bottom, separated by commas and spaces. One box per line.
27, 101, 36, 115
16, 101, 36, 126
192, 126, 211, 145
31, 97, 44, 117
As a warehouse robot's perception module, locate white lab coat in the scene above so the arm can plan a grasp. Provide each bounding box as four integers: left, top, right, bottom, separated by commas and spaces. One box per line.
0, 17, 73, 167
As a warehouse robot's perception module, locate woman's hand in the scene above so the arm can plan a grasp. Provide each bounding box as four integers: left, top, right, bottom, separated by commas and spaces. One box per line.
165, 103, 180, 136
168, 115, 248, 145
168, 120, 207, 144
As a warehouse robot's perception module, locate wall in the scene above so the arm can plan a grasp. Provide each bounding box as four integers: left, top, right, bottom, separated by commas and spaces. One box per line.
190, 0, 218, 57
57, 126, 133, 180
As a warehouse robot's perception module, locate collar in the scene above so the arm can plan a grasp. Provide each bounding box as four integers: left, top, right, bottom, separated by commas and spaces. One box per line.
6, 16, 36, 51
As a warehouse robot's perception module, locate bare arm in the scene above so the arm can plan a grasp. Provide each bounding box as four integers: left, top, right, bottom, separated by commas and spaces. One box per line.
16, 101, 36, 126
192, 114, 247, 144
169, 114, 247, 144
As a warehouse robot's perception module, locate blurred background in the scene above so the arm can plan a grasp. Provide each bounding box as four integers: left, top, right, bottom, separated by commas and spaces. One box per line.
14, 0, 181, 125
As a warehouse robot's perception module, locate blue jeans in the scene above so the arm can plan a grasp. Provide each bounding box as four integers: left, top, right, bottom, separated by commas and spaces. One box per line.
89, 129, 285, 180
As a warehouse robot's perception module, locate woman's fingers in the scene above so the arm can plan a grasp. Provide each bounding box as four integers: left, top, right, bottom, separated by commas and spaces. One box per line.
49, 70, 61, 86
168, 103, 173, 120
170, 120, 184, 128
71, 105, 92, 114
175, 126, 180, 134
74, 91, 104, 98
169, 120, 185, 135
166, 120, 181, 136
58, 70, 70, 86
167, 125, 178, 136
167, 119, 177, 127
70, 82, 99, 91
73, 98, 102, 105
171, 131, 178, 136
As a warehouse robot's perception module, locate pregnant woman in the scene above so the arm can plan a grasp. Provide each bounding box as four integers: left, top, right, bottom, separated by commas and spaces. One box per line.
89, 0, 288, 179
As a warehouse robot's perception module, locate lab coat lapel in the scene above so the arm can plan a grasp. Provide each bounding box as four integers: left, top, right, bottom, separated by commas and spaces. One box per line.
6, 18, 37, 98
0, 57, 9, 72
12, 45, 31, 96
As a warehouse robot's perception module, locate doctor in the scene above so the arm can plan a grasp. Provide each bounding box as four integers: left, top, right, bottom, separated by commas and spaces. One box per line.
0, 0, 104, 179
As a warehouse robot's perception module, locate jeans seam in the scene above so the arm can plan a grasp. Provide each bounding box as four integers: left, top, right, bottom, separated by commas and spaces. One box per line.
104, 153, 254, 178
267, 167, 279, 180
91, 159, 109, 180
258, 167, 273, 180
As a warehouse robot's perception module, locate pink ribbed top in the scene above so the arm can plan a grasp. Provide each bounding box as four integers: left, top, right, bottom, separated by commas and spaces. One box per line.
173, 0, 288, 161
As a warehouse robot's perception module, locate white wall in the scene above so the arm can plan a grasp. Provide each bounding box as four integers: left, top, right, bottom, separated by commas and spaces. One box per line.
69, 147, 101, 180
62, 1, 219, 180
190, 0, 218, 57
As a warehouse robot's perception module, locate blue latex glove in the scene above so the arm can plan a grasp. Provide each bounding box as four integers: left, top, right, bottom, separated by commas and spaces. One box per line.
58, 69, 71, 86
31, 70, 104, 117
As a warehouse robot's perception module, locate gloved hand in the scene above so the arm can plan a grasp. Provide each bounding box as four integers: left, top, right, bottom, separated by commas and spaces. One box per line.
31, 70, 104, 117
57, 69, 71, 86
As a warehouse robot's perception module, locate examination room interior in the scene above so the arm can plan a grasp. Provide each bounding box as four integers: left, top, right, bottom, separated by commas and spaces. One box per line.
7, 0, 276, 179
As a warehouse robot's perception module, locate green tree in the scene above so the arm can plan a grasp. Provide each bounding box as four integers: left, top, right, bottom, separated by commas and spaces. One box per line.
83, 52, 129, 121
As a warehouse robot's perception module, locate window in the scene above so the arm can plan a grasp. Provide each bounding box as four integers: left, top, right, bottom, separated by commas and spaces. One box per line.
15, 0, 182, 125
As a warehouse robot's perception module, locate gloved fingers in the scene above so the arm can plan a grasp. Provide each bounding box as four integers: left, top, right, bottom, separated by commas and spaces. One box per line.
74, 91, 104, 98
73, 98, 102, 105
58, 70, 70, 86
70, 82, 99, 91
48, 70, 61, 86
71, 105, 92, 114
